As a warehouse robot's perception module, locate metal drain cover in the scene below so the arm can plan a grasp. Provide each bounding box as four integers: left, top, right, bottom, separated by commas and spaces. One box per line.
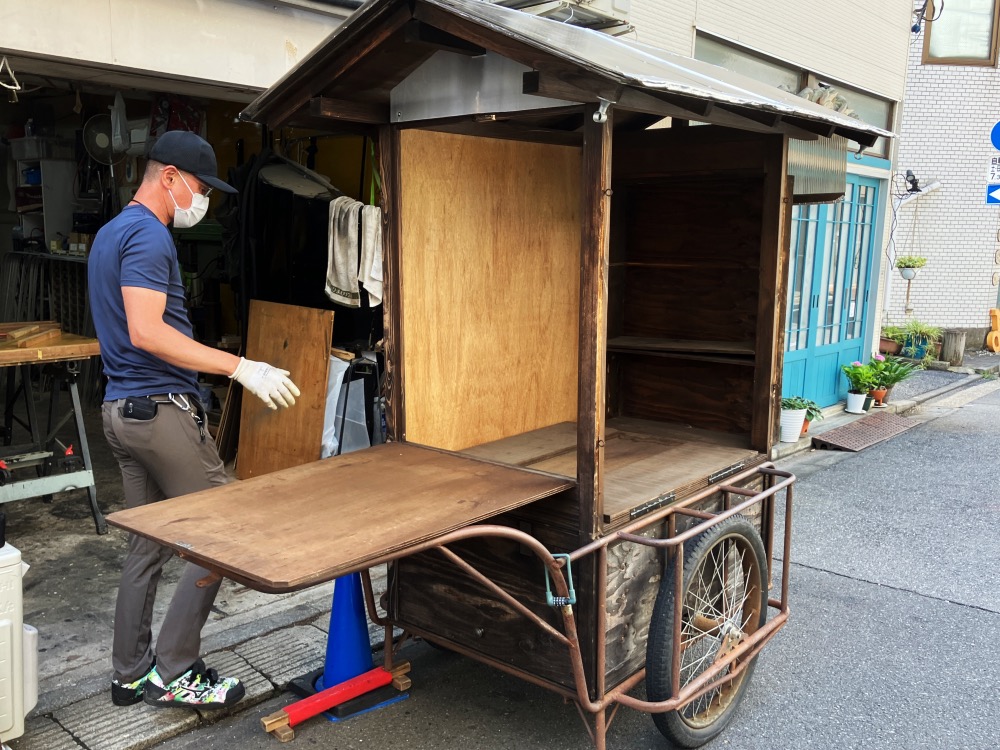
811, 411, 916, 452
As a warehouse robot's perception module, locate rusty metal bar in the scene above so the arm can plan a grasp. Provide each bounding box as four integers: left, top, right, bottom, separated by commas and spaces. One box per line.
569, 464, 794, 562
672, 507, 714, 520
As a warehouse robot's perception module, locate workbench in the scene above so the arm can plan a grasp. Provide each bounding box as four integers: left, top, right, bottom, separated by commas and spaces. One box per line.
0, 323, 105, 534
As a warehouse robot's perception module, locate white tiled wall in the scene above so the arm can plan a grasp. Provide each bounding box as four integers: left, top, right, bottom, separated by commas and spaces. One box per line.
888, 16, 1000, 327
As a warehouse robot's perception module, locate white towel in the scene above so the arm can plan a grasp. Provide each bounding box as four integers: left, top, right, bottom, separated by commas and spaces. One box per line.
359, 205, 383, 307
325, 196, 363, 308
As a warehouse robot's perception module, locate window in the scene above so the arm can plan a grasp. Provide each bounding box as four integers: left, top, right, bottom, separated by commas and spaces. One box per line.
923, 0, 999, 65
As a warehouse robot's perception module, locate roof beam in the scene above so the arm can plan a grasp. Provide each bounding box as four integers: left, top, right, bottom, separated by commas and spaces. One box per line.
309, 96, 389, 124
403, 20, 486, 56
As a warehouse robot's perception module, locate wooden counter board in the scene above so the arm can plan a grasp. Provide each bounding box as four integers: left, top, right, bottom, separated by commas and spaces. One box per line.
0, 332, 100, 365
106, 443, 574, 593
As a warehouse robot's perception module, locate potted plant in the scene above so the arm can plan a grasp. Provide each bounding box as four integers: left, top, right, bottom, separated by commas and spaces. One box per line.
779, 396, 810, 442
894, 255, 927, 281
868, 354, 919, 404
902, 319, 941, 359
879, 324, 905, 355
841, 360, 875, 414
800, 398, 824, 435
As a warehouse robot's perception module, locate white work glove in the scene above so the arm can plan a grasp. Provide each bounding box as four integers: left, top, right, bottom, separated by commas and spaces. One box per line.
229, 357, 301, 410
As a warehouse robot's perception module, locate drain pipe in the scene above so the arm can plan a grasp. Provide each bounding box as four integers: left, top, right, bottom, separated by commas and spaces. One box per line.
884, 180, 943, 324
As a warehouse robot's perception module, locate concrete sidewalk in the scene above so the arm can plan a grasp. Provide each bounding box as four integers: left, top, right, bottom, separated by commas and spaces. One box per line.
6, 349, 1000, 750
772, 350, 1000, 461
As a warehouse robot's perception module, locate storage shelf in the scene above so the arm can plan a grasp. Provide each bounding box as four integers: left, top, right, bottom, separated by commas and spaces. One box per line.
607, 336, 755, 365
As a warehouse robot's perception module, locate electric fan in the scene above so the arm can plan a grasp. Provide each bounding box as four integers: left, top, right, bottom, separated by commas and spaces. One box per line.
83, 113, 126, 215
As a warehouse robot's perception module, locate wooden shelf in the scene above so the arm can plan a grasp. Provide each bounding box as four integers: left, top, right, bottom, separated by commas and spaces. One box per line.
607, 337, 755, 365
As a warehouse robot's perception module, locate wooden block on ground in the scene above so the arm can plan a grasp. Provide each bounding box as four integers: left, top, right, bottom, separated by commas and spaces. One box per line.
261, 710, 290, 732
391, 674, 412, 691
389, 659, 411, 676
274, 724, 295, 742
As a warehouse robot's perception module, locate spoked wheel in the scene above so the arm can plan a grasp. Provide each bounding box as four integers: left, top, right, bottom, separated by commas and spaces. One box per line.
646, 515, 768, 748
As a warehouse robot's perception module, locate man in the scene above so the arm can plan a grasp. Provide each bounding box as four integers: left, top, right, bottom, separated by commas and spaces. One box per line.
89, 130, 300, 710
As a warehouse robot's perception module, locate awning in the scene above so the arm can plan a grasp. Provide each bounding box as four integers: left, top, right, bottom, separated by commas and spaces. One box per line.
241, 0, 893, 148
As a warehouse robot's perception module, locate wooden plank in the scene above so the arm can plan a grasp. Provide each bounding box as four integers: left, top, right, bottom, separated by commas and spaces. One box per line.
615, 354, 754, 434
462, 422, 622, 467
379, 124, 405, 443
16, 328, 61, 347
751, 141, 789, 451
578, 103, 612, 545
309, 97, 389, 125
106, 443, 574, 593
399, 129, 580, 451
0, 333, 99, 366
528, 429, 758, 523
607, 337, 755, 356
236, 301, 334, 480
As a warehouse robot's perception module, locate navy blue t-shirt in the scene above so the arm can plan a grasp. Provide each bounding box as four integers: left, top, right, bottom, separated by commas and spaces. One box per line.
88, 203, 199, 400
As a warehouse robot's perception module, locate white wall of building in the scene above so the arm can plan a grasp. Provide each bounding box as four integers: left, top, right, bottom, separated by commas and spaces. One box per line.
0, 0, 347, 95
890, 23, 1000, 327
629, 0, 912, 101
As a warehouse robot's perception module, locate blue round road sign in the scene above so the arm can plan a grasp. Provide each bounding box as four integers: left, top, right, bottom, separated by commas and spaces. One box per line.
991, 122, 1000, 150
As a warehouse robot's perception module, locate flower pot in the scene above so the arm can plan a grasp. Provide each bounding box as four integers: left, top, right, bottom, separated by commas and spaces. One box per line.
779, 408, 807, 442
863, 395, 874, 411
899, 267, 919, 281
869, 387, 888, 407
801, 418, 811, 436
845, 391, 867, 414
879, 337, 901, 355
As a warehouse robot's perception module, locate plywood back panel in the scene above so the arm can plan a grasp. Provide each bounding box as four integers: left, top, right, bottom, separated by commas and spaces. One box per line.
236, 300, 334, 479
400, 130, 581, 450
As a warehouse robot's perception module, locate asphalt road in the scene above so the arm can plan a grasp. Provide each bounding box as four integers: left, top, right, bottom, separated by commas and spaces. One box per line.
157, 383, 1000, 750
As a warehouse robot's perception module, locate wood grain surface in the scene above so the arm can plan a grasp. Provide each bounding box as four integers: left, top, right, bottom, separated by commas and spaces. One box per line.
107, 443, 574, 593
398, 129, 581, 451
236, 301, 334, 479
0, 331, 99, 365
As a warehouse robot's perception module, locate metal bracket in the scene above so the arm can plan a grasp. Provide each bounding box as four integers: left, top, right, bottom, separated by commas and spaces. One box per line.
544, 553, 576, 607
593, 97, 614, 124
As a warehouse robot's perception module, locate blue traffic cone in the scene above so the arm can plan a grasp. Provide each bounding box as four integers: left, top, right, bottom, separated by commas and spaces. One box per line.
316, 572, 373, 691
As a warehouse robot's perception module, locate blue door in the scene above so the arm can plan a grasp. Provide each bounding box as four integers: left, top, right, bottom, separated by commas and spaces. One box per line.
783, 176, 880, 406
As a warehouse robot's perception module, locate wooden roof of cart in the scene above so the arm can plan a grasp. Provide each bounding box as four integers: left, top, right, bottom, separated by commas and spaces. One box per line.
241, 0, 892, 147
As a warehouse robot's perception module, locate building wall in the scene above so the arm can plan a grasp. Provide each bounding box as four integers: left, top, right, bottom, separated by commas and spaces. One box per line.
629, 0, 912, 101
0, 0, 346, 93
889, 20, 1000, 328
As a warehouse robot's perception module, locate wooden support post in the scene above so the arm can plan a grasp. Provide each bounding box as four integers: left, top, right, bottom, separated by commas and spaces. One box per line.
577, 103, 612, 542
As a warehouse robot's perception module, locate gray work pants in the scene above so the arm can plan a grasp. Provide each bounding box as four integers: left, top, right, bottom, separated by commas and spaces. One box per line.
102, 396, 230, 684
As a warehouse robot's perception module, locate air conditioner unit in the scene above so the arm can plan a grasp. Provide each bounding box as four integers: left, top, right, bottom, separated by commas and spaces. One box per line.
486, 0, 633, 35
0, 538, 37, 749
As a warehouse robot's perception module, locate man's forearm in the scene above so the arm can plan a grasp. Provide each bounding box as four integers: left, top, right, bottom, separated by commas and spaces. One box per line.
132, 321, 240, 376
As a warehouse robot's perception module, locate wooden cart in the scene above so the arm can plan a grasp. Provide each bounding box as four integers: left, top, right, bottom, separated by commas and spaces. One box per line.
110, 1, 889, 746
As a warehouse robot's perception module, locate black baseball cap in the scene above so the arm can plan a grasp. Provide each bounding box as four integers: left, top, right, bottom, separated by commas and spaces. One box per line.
147, 130, 238, 194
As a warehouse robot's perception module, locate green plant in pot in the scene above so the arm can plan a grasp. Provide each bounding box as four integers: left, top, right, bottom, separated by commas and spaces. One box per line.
894, 255, 927, 281
781, 396, 824, 435
901, 319, 941, 359
841, 361, 875, 414
879, 324, 905, 355
779, 396, 815, 442
867, 354, 918, 405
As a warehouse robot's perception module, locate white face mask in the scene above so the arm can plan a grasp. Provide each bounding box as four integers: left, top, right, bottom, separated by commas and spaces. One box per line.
169, 173, 210, 228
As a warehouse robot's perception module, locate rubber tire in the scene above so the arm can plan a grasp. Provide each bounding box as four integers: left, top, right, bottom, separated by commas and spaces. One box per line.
646, 515, 768, 748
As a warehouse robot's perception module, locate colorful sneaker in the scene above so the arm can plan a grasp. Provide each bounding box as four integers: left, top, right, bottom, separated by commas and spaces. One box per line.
111, 662, 155, 706
142, 660, 245, 710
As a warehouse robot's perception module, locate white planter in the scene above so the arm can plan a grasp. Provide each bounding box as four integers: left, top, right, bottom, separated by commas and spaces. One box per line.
845, 392, 867, 414
779, 408, 807, 442
898, 267, 919, 281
